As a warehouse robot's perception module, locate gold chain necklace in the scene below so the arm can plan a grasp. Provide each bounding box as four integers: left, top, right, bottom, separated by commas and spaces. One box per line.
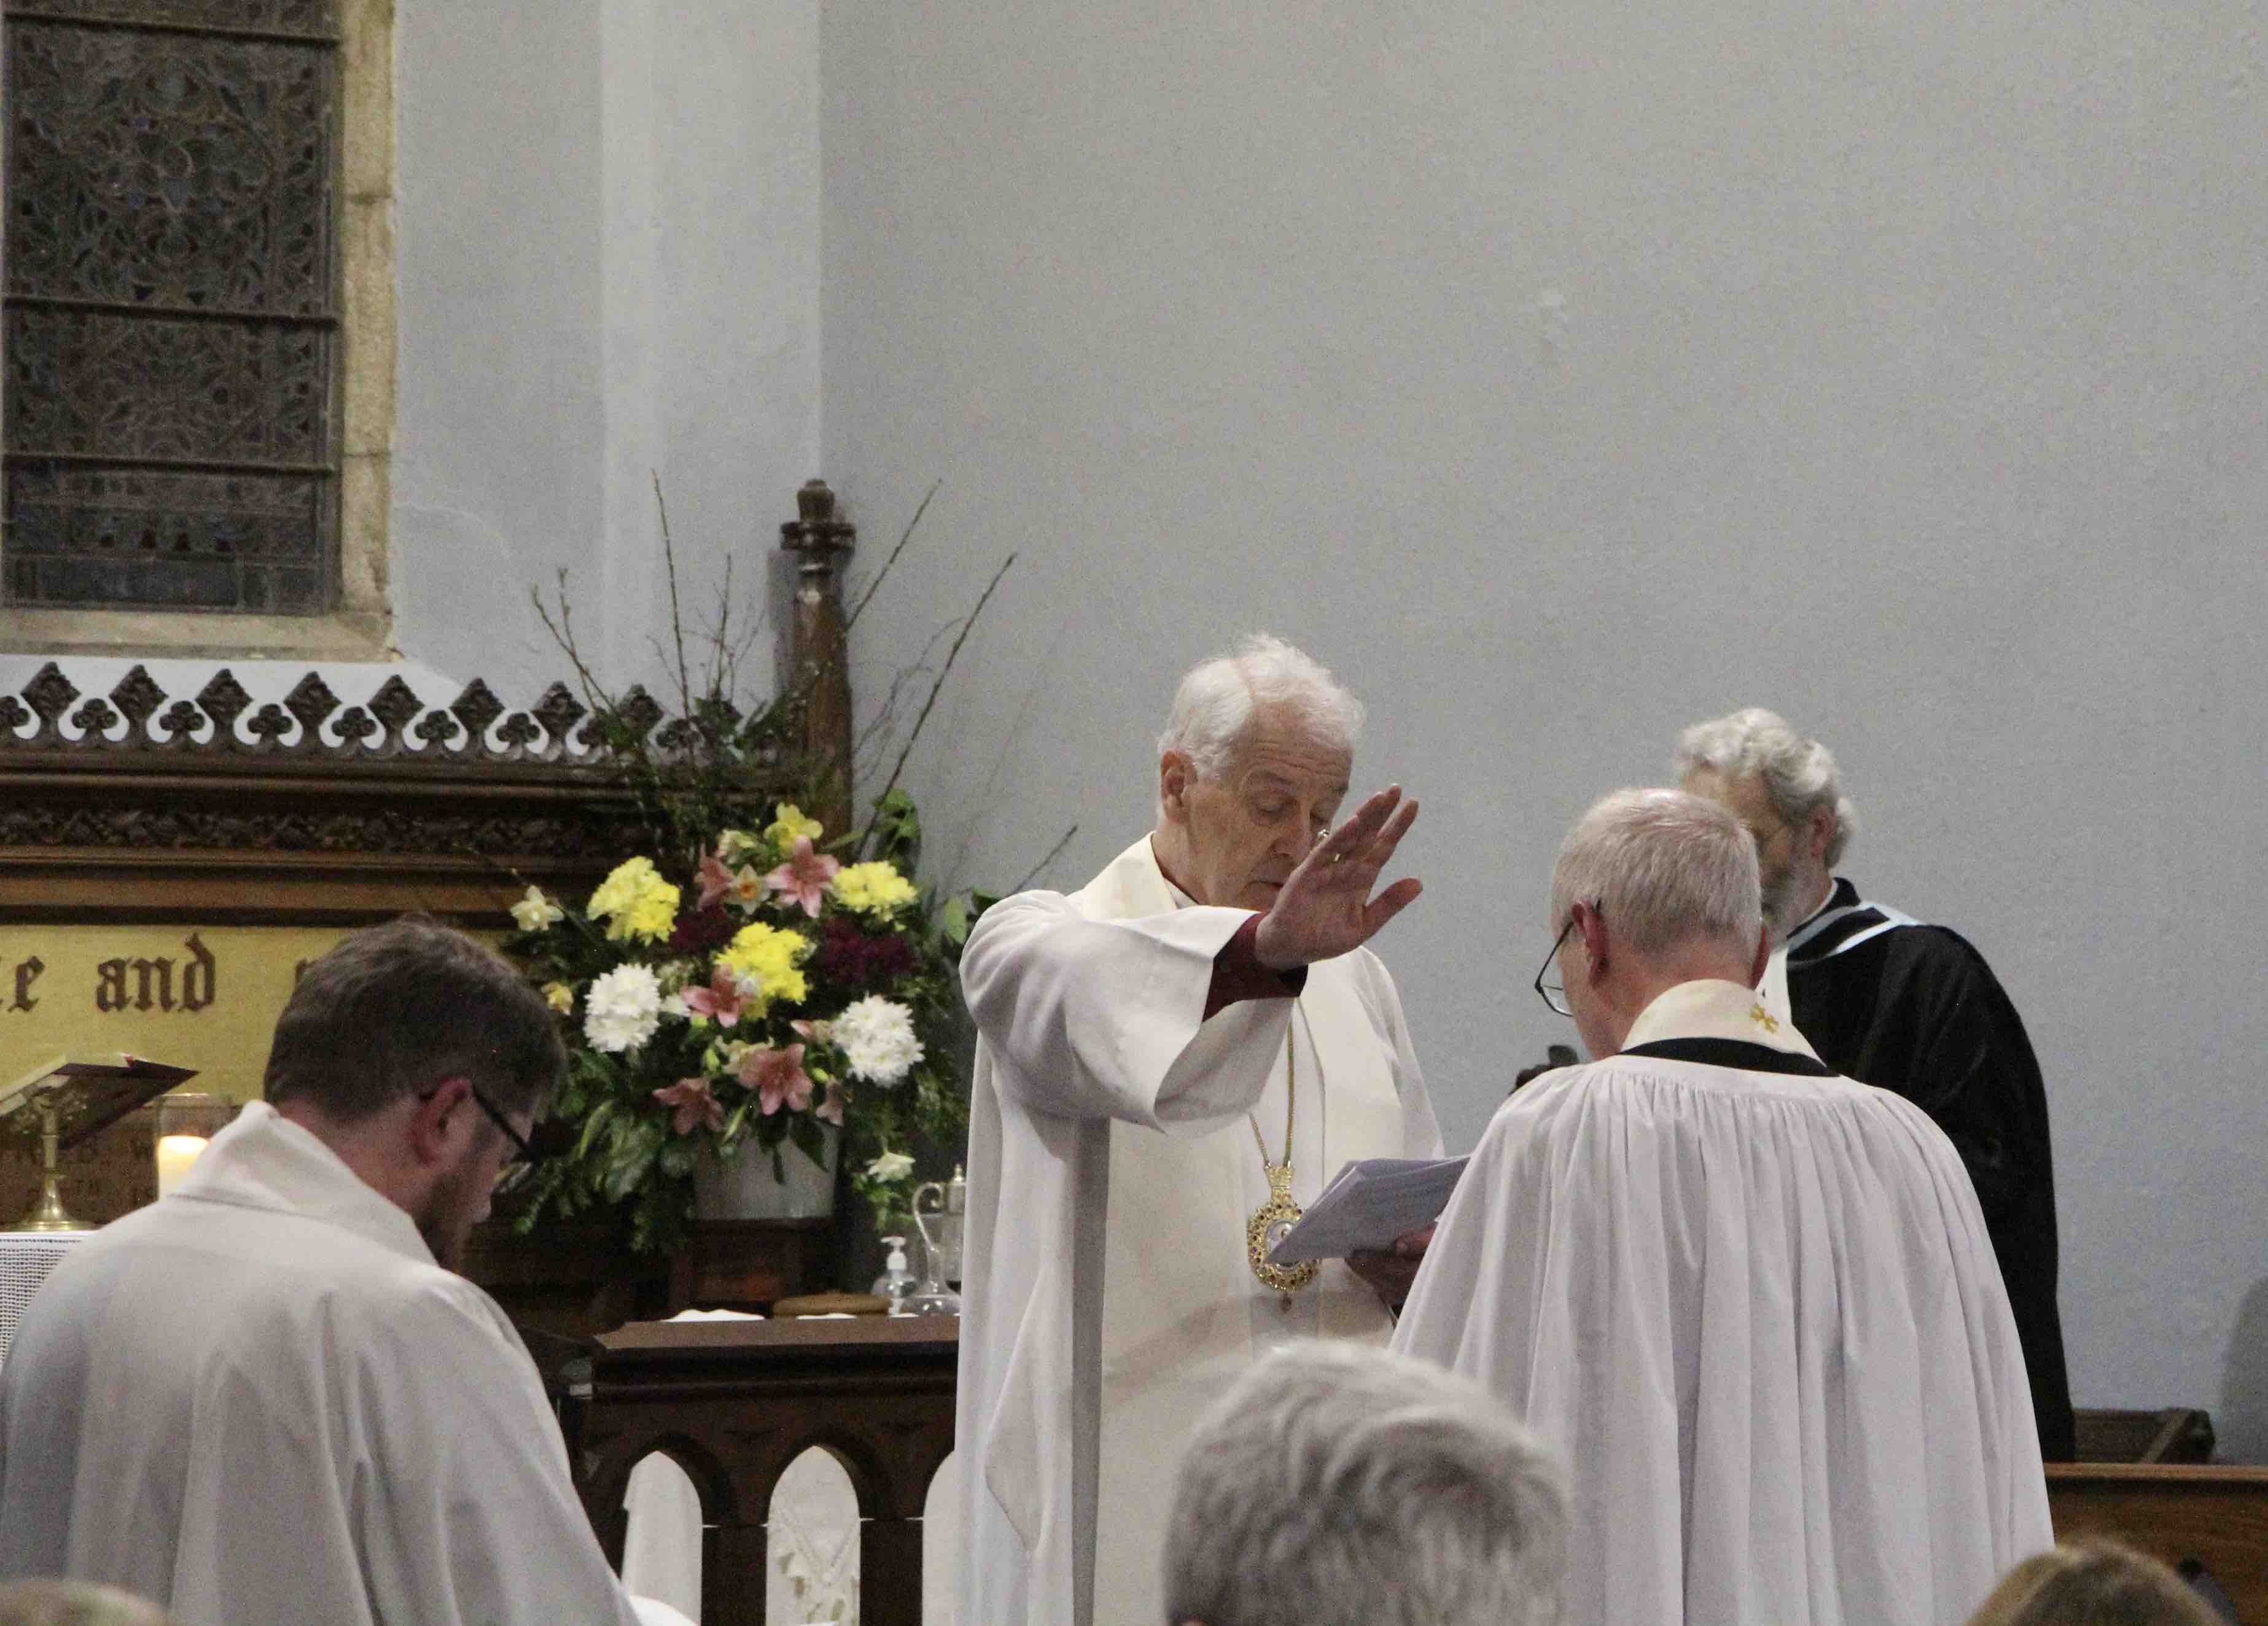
1245, 1017, 1320, 1305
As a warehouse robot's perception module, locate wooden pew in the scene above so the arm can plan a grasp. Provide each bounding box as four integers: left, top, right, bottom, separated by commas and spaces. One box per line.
2047, 1463, 2268, 1621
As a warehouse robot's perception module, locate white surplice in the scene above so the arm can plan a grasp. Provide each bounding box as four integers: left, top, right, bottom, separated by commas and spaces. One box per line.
956, 835, 1441, 1626
1393, 981, 2051, 1626
0, 1102, 648, 1626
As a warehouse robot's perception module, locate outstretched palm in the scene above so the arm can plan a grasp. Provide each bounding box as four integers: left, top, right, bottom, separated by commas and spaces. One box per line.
1252, 786, 1423, 970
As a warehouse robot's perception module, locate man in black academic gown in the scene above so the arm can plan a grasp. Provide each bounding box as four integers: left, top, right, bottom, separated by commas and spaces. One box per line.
1677, 707, 2076, 1461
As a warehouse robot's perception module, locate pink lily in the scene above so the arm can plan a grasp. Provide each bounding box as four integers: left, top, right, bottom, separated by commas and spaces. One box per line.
765, 836, 840, 918
789, 1021, 843, 1123
696, 851, 737, 911
652, 1077, 724, 1135
682, 963, 754, 1027
787, 1022, 844, 1123
736, 1042, 813, 1116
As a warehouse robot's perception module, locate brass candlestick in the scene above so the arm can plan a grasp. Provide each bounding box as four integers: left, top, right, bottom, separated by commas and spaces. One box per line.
14, 1102, 93, 1233
2, 1055, 197, 1232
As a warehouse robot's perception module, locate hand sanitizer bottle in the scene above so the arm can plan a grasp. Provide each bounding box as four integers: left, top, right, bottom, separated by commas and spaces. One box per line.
871, 1235, 918, 1314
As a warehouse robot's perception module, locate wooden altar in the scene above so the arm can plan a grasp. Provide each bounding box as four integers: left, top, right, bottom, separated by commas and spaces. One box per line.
552, 1315, 959, 1626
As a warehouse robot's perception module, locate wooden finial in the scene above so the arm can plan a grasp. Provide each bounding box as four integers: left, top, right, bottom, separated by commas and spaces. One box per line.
779, 480, 856, 839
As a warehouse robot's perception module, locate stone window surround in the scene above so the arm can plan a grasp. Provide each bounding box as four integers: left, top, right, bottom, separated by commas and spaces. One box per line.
0, 0, 397, 662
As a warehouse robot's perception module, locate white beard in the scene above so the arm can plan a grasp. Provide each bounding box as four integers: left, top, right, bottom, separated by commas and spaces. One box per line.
1761, 866, 1809, 944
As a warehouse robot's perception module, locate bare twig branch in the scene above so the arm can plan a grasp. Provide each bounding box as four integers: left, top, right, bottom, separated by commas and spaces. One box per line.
1010, 824, 1080, 893
654, 473, 695, 722
846, 478, 943, 634
852, 618, 959, 766
863, 551, 1016, 855
530, 572, 619, 718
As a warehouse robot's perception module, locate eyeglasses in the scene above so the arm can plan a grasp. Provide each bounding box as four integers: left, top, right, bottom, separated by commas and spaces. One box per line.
464, 1083, 536, 1164
421, 1082, 559, 1195
1533, 904, 1599, 1017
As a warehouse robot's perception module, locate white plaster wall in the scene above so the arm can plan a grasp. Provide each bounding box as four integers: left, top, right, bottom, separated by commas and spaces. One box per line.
389, 0, 822, 710
821, 2, 2268, 1448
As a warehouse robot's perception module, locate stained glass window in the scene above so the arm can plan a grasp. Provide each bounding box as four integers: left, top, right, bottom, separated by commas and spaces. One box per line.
3, 1, 341, 615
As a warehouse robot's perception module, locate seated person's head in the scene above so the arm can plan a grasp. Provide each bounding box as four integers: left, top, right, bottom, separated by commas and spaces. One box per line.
1547, 787, 1770, 1057
264, 916, 565, 1269
0, 1580, 171, 1626
1965, 1539, 2230, 1626
1161, 1341, 1566, 1626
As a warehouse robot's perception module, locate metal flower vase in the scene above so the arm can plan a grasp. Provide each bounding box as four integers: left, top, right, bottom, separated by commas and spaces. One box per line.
693, 1128, 841, 1221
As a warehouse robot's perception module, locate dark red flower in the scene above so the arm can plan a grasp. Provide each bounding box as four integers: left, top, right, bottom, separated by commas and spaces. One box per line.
816, 916, 918, 989
668, 905, 735, 954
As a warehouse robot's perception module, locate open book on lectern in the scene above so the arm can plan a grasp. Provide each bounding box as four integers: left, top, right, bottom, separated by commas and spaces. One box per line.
0, 1054, 197, 1143
1265, 1155, 1469, 1264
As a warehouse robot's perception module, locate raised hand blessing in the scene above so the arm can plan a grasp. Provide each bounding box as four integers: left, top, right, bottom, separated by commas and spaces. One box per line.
1252, 785, 1423, 971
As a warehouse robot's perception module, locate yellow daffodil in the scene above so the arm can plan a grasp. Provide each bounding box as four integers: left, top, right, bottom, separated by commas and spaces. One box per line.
510, 885, 565, 933
765, 803, 825, 852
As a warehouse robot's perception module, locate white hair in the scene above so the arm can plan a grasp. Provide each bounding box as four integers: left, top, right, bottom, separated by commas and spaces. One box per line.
1156, 633, 1364, 787
1161, 1342, 1567, 1626
1549, 787, 1763, 957
1675, 707, 1858, 868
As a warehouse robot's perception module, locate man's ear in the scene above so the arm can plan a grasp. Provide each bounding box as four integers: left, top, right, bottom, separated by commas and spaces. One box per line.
1749, 921, 1772, 990
1158, 750, 1196, 823
407, 1076, 474, 1167
1573, 900, 1609, 978
1802, 803, 1837, 864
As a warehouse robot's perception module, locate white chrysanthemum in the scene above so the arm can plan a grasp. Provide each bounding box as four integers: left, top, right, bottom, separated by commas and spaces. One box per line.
583, 963, 663, 1054
832, 994, 924, 1086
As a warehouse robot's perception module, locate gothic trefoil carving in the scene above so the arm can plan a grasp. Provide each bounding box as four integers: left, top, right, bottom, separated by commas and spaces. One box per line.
0, 661, 757, 768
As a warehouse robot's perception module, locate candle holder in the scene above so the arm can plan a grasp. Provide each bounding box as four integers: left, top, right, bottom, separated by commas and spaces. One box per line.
155, 1094, 235, 1199
2, 1056, 197, 1232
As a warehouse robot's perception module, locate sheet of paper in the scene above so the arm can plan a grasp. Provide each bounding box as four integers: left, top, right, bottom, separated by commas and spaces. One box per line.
1265, 1156, 1469, 1263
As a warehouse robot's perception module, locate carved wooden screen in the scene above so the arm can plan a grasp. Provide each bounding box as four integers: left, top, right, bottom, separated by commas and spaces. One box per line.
2, 0, 341, 615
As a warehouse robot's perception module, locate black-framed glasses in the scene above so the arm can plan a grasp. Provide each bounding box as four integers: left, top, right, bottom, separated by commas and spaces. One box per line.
1533, 904, 1599, 1017
465, 1083, 536, 1164
421, 1082, 560, 1194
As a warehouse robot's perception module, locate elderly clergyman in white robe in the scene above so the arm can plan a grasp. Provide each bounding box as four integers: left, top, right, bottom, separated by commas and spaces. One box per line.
1393, 788, 2051, 1626
0, 919, 685, 1626
956, 634, 1443, 1626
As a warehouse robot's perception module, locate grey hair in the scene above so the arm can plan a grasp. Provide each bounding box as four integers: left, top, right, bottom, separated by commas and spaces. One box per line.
1156, 633, 1365, 787
1675, 707, 1858, 867
1549, 787, 1763, 957
1161, 1342, 1568, 1626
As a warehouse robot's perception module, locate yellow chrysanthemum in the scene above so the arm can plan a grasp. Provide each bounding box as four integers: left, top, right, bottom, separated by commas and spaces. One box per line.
765, 803, 825, 852
586, 856, 682, 943
830, 860, 919, 918
719, 920, 811, 1009
543, 981, 576, 1014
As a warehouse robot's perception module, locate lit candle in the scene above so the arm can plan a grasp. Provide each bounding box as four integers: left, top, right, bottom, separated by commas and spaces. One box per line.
155, 1134, 208, 1197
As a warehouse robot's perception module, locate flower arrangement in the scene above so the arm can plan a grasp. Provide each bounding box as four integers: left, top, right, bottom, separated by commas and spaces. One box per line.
507, 792, 975, 1253
503, 478, 1028, 1255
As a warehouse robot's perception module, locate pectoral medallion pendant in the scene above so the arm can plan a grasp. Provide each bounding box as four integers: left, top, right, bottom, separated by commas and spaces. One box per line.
1247, 1160, 1318, 1304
